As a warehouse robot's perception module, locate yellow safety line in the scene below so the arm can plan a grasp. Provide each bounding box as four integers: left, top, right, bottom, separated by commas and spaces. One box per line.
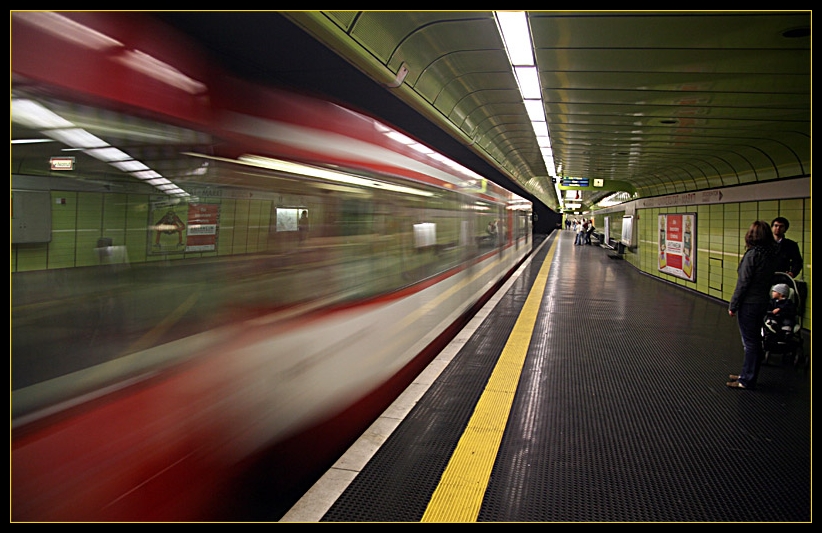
421, 237, 557, 523
124, 292, 201, 354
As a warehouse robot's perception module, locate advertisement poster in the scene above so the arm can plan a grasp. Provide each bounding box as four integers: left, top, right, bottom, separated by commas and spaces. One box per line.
185, 203, 220, 252
658, 213, 696, 281
149, 200, 188, 254
149, 199, 219, 254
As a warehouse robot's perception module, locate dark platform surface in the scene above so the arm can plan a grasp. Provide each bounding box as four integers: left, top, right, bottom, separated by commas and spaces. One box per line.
305, 231, 811, 522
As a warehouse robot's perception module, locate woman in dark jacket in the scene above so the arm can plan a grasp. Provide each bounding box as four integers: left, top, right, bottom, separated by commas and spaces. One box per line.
727, 220, 778, 390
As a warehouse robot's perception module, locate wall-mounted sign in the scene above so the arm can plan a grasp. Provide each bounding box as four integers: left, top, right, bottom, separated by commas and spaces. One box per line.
50, 157, 75, 171
593, 178, 604, 187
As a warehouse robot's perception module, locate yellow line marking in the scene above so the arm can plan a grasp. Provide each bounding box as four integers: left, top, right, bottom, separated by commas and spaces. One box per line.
421, 237, 557, 523
124, 292, 200, 354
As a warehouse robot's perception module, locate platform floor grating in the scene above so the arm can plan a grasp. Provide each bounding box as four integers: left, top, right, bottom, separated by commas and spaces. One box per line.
318, 231, 811, 522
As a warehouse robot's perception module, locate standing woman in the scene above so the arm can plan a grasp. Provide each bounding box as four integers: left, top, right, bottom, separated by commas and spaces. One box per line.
727, 220, 778, 390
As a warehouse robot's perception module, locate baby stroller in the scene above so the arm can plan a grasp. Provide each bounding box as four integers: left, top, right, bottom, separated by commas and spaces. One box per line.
761, 272, 806, 369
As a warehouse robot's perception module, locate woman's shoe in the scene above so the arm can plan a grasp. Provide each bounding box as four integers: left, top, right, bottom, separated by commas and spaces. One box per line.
726, 380, 746, 389
728, 374, 740, 381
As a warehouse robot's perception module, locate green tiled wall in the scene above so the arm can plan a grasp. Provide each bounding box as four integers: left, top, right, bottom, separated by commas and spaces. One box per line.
629, 199, 810, 331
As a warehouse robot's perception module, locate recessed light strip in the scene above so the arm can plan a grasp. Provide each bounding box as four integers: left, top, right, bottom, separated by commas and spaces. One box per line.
495, 11, 560, 209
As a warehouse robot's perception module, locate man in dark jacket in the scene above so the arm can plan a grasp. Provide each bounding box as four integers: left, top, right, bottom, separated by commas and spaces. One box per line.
771, 217, 803, 278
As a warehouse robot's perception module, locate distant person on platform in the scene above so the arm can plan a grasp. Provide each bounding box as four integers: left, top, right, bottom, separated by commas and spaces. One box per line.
584, 219, 596, 245
298, 210, 310, 243
771, 217, 803, 278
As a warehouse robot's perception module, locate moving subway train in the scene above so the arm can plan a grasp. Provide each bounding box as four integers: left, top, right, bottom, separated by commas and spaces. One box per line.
11, 12, 533, 521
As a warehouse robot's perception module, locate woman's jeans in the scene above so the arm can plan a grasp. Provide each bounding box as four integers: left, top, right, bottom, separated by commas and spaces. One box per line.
736, 302, 767, 388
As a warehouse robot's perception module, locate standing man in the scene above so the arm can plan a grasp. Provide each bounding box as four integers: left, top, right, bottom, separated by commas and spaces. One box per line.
771, 217, 803, 278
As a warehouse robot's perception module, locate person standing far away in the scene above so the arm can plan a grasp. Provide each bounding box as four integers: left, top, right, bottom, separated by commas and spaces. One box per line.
585, 218, 595, 245
726, 220, 778, 390
574, 219, 585, 245
771, 216, 803, 278
298, 210, 309, 243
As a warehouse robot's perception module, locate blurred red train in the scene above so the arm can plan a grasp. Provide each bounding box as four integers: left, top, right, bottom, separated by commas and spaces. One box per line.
11, 12, 533, 521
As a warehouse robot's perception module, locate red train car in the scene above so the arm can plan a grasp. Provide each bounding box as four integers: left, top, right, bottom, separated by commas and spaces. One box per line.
12, 12, 532, 521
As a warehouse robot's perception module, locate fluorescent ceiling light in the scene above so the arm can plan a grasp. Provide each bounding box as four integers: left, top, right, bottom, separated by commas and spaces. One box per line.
46, 128, 108, 149
132, 170, 163, 180
514, 66, 541, 99
231, 154, 435, 197
524, 99, 545, 122
12, 94, 184, 197
496, 11, 559, 185
12, 99, 74, 129
12, 99, 76, 129
531, 121, 549, 138
84, 147, 132, 162
11, 138, 54, 145
111, 160, 149, 172
495, 11, 534, 66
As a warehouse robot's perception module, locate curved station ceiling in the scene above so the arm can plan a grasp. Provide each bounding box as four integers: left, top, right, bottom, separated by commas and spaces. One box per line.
160, 11, 811, 213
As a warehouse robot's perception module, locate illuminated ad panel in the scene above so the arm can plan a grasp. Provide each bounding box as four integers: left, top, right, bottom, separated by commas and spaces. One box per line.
658, 213, 696, 282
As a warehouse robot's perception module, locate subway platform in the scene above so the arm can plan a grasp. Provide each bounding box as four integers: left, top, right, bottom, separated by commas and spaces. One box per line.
280, 230, 811, 523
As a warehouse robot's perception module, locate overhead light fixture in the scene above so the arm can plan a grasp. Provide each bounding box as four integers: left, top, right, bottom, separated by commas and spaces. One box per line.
45, 128, 107, 149
132, 170, 163, 180
495, 11, 535, 65
12, 96, 189, 197
110, 160, 149, 172
11, 138, 54, 145
514, 66, 541, 99
84, 147, 133, 162
216, 154, 435, 197
495, 11, 560, 208
531, 121, 549, 138
524, 99, 545, 122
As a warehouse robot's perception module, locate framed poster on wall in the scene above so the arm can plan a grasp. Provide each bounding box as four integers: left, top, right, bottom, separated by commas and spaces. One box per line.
603, 216, 611, 247
621, 215, 634, 247
658, 213, 696, 281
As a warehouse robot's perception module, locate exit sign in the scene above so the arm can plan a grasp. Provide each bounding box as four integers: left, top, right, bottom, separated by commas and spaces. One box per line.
50, 157, 75, 171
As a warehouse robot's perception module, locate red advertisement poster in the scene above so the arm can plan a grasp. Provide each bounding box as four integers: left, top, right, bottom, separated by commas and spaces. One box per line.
186, 203, 220, 252
658, 213, 696, 281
